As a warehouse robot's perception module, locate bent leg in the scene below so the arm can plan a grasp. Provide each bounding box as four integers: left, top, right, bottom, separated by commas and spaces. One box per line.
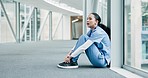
71, 34, 107, 67
85, 44, 107, 68
71, 35, 89, 62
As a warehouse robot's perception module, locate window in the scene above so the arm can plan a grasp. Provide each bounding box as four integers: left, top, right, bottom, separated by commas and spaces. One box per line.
124, 0, 148, 74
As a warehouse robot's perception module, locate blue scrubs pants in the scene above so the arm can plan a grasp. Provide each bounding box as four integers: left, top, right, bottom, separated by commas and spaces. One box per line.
71, 35, 107, 68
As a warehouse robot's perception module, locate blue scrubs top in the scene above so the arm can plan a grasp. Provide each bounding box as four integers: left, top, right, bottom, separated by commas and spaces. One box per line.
87, 26, 111, 65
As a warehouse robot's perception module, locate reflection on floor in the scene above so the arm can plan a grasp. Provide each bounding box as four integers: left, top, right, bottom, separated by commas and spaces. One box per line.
141, 64, 148, 71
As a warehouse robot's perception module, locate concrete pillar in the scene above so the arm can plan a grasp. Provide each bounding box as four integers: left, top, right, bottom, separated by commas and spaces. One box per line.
111, 0, 124, 67
49, 11, 52, 40
92, 0, 98, 13
34, 8, 37, 41
16, 2, 20, 43
82, 0, 87, 34
107, 0, 111, 28
131, 0, 142, 68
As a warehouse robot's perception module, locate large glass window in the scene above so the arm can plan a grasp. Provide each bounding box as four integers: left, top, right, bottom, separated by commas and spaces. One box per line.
0, 1, 72, 43
124, 0, 148, 72
141, 0, 148, 71
97, 0, 107, 25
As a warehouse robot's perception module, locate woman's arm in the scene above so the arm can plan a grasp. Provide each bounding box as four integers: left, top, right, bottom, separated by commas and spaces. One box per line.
64, 40, 93, 63
70, 40, 93, 57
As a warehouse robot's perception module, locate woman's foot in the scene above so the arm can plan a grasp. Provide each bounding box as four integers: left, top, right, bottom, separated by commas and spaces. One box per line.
57, 60, 78, 69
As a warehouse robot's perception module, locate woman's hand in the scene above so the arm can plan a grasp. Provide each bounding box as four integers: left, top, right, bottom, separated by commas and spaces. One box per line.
64, 54, 72, 63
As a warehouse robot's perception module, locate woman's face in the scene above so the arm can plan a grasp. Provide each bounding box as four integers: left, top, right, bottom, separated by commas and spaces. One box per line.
87, 14, 98, 29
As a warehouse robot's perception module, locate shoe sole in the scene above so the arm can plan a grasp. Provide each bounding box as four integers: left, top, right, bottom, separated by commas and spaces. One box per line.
57, 64, 78, 69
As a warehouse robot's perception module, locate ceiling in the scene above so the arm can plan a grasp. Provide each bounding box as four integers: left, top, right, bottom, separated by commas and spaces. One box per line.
14, 0, 83, 16
57, 0, 83, 10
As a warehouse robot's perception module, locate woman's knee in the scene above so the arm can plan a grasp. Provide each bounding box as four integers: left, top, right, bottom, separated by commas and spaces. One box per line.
79, 35, 89, 40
